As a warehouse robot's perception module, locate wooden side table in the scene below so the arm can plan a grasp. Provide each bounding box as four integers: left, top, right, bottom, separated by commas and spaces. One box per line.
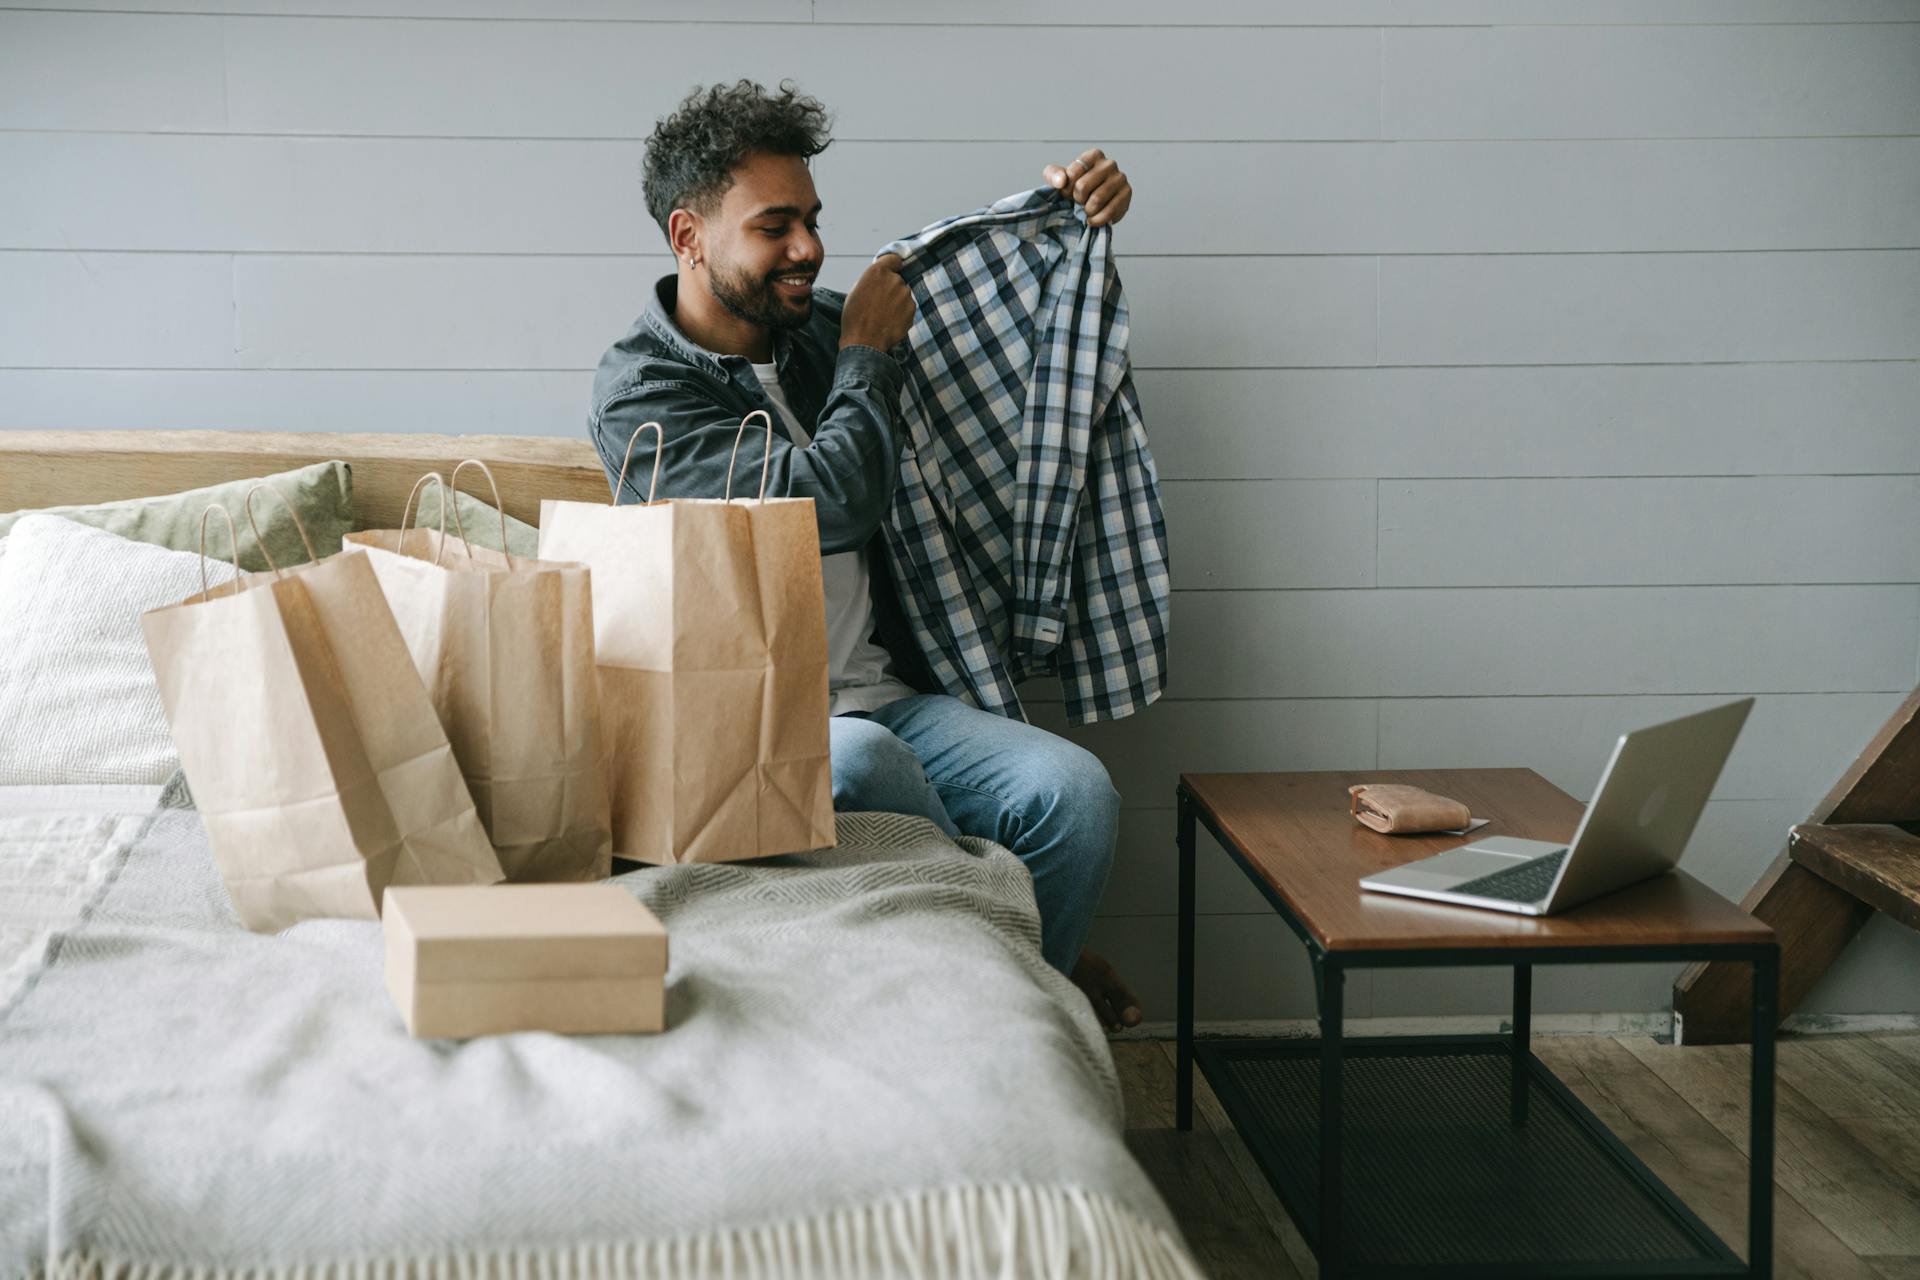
1176, 769, 1779, 1279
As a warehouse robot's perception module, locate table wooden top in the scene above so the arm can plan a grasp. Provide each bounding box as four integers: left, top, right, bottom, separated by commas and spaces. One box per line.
1180, 769, 1775, 954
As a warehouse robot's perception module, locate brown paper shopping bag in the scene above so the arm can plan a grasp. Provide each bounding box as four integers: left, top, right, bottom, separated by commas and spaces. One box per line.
537, 415, 834, 864
345, 463, 612, 883
142, 489, 503, 932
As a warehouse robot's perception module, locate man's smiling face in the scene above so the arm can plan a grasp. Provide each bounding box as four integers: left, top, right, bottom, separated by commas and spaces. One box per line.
701, 150, 825, 333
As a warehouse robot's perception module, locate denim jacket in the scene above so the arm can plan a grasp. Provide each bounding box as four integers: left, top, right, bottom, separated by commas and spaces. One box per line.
587, 273, 936, 693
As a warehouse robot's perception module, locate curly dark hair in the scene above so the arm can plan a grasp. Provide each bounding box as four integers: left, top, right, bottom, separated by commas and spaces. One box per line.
641, 79, 834, 244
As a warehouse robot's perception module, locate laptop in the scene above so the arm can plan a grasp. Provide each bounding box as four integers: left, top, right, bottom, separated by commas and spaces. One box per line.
1359, 698, 1753, 916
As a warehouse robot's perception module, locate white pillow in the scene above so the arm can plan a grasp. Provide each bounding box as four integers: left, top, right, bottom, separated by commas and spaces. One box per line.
0, 515, 237, 785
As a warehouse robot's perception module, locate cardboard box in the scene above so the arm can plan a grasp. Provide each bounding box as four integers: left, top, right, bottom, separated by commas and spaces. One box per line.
384, 883, 668, 1038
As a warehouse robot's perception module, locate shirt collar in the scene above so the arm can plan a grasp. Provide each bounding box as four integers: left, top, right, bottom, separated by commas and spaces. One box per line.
642, 274, 795, 377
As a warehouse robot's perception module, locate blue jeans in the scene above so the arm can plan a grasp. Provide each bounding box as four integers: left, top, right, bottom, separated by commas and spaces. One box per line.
830, 693, 1120, 975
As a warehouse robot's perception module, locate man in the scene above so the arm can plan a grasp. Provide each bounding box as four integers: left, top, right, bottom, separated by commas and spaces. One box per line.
589, 79, 1143, 1030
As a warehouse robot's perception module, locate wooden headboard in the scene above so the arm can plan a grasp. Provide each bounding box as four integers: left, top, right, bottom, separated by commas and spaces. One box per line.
0, 430, 610, 531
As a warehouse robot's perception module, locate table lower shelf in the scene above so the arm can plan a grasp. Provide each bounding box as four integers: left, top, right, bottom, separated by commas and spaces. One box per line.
1195, 1034, 1745, 1279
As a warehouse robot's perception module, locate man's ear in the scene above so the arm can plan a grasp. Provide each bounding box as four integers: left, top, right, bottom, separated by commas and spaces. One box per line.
668, 208, 704, 269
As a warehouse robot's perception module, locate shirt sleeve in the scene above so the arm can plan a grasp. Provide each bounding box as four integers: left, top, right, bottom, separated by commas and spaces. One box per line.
590, 345, 906, 557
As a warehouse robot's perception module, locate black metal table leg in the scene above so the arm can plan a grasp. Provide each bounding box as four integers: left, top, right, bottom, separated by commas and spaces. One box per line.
1512, 962, 1532, 1126
1176, 787, 1196, 1132
1318, 954, 1345, 1278
1749, 947, 1778, 1278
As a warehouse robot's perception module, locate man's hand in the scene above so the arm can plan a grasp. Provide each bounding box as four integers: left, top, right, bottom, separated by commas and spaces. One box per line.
840, 253, 914, 352
1043, 148, 1132, 229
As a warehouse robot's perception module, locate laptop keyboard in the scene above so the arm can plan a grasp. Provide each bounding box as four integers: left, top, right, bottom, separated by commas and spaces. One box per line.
1450, 849, 1569, 904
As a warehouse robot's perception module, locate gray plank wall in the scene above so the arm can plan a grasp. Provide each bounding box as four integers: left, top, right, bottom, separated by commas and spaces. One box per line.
5, 0, 1919, 1025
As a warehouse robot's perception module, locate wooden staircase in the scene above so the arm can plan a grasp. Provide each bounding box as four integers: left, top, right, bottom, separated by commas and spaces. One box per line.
1671, 685, 1920, 1045
1788, 822, 1920, 933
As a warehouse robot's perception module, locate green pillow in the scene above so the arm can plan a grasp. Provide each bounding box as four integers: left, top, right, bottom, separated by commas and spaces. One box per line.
0, 461, 355, 573
407, 487, 541, 559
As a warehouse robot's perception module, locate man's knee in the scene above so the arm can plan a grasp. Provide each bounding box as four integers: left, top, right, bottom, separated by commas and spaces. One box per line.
1065, 745, 1120, 826
829, 716, 928, 810
1028, 742, 1120, 867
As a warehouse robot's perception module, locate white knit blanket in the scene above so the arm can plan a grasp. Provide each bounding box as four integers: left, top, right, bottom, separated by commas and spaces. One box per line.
0, 786, 159, 1014
0, 802, 1197, 1280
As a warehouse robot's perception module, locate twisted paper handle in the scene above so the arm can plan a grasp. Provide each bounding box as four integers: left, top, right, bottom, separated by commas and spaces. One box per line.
449, 458, 514, 570
724, 410, 775, 504
196, 505, 244, 601
241, 484, 320, 577
615, 421, 665, 506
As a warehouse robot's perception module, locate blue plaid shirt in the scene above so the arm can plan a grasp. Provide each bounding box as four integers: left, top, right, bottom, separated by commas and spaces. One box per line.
879, 188, 1171, 725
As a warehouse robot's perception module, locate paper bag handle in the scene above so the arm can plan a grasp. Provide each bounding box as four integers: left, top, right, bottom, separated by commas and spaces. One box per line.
449, 459, 514, 570
241, 484, 320, 578
197, 505, 245, 601
400, 471, 478, 568
398, 471, 457, 566
399, 472, 446, 541
724, 409, 774, 504
614, 421, 664, 506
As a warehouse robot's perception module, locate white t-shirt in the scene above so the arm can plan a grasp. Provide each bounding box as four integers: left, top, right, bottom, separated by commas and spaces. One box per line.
750, 362, 913, 717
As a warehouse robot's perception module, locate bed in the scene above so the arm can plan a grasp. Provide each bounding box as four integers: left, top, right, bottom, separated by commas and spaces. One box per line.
0, 431, 1199, 1280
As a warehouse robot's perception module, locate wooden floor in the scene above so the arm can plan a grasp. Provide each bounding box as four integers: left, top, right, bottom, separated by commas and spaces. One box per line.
1115, 1031, 1920, 1280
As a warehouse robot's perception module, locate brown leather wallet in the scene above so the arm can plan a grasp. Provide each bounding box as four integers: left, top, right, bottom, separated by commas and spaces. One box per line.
1348, 783, 1472, 835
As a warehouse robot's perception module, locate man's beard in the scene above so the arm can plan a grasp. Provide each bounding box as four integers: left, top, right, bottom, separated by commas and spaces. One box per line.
708, 257, 816, 331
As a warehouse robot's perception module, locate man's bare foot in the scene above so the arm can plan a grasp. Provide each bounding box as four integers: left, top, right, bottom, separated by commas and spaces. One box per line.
1071, 948, 1144, 1033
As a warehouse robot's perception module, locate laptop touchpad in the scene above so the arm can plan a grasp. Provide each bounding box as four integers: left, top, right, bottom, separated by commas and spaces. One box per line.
1394, 849, 1530, 885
